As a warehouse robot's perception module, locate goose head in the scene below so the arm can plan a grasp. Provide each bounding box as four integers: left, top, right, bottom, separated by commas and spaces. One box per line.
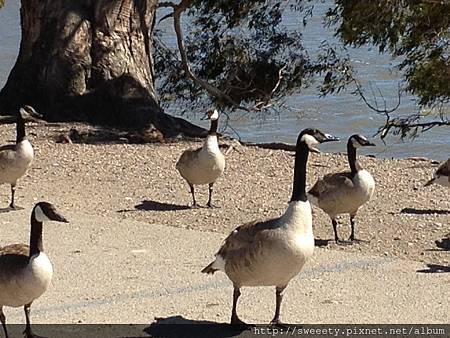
349, 134, 376, 149
299, 128, 340, 153
201, 108, 219, 121
19, 105, 44, 122
424, 160, 450, 187
33, 202, 69, 223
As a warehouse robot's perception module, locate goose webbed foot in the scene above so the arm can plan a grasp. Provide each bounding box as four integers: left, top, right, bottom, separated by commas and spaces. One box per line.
23, 328, 46, 338
230, 315, 253, 328
348, 237, 369, 243
206, 202, 221, 209
190, 203, 201, 209
269, 318, 288, 329
8, 203, 23, 211
336, 239, 353, 246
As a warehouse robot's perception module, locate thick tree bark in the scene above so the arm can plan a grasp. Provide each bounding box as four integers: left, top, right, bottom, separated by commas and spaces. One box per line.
0, 0, 205, 136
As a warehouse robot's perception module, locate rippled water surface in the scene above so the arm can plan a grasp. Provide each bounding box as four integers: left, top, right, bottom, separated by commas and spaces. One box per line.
1, 1, 448, 160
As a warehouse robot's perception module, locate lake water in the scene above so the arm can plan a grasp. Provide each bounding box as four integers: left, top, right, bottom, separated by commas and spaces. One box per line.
1, 0, 448, 160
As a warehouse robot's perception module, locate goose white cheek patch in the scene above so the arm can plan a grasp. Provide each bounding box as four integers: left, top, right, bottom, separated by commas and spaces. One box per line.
301, 134, 319, 146
210, 109, 219, 120
351, 137, 363, 148
34, 206, 50, 222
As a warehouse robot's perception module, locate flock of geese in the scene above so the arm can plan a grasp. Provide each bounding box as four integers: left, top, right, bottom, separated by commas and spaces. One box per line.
0, 106, 448, 335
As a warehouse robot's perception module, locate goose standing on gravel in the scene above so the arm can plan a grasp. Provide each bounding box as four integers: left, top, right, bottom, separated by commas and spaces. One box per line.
0, 202, 68, 338
176, 109, 225, 208
0, 106, 41, 209
308, 134, 376, 244
424, 158, 450, 188
202, 128, 339, 325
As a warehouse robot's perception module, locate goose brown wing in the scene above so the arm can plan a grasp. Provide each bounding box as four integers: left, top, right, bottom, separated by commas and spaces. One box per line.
176, 147, 202, 169
309, 172, 355, 197
0, 144, 17, 169
216, 217, 280, 258
0, 244, 30, 282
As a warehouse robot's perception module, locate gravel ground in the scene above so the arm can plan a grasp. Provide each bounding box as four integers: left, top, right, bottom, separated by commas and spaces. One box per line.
1, 122, 449, 267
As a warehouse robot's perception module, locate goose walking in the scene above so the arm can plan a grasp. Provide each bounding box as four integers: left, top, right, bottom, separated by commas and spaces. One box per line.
202, 128, 338, 325
308, 134, 375, 244
424, 158, 450, 188
0, 106, 41, 209
0, 202, 68, 338
176, 109, 225, 208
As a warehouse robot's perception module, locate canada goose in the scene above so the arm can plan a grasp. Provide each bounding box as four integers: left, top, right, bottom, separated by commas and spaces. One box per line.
202, 128, 338, 325
307, 134, 376, 244
0, 202, 68, 338
0, 106, 41, 209
424, 158, 450, 188
176, 109, 225, 208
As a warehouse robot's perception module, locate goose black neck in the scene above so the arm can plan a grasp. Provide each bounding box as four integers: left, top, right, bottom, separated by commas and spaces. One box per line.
16, 115, 26, 143
290, 141, 309, 202
347, 141, 361, 175
29, 217, 44, 257
209, 119, 218, 136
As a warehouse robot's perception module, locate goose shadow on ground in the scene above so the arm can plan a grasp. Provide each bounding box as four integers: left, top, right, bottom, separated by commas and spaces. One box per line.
314, 238, 331, 247
416, 264, 450, 273
144, 316, 253, 338
400, 207, 450, 215
434, 237, 450, 251
135, 200, 191, 212
0, 206, 22, 213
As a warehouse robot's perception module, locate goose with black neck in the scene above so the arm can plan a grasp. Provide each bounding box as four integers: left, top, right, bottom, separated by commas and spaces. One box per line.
176, 109, 225, 208
308, 134, 376, 244
201, 128, 339, 325
0, 106, 42, 210
0, 202, 68, 338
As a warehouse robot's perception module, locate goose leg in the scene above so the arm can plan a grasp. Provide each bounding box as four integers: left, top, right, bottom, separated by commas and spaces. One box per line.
9, 184, 16, 209
332, 219, 340, 243
270, 285, 287, 325
188, 184, 198, 208
23, 303, 43, 338
207, 183, 219, 208
0, 307, 8, 338
334, 219, 352, 245
349, 215, 367, 243
349, 215, 356, 241
230, 287, 246, 325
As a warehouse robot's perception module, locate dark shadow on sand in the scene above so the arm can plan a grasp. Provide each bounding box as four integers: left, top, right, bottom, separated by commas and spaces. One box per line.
400, 208, 450, 215
135, 200, 191, 212
314, 238, 331, 247
145, 316, 253, 338
417, 264, 450, 273
0, 206, 22, 213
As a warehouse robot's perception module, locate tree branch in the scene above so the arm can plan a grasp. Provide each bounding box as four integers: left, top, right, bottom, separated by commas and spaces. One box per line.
171, 0, 250, 111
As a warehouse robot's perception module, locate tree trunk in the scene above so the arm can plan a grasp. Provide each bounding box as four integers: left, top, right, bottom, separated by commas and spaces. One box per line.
0, 0, 206, 137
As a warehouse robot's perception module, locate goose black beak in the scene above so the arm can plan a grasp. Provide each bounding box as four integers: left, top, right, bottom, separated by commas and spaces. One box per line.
424, 178, 435, 187
20, 107, 45, 123
200, 112, 209, 120
321, 134, 340, 143
366, 141, 376, 146
52, 211, 69, 223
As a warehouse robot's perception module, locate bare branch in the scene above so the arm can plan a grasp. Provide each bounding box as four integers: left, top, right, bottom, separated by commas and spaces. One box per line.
254, 65, 286, 110
158, 0, 288, 113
